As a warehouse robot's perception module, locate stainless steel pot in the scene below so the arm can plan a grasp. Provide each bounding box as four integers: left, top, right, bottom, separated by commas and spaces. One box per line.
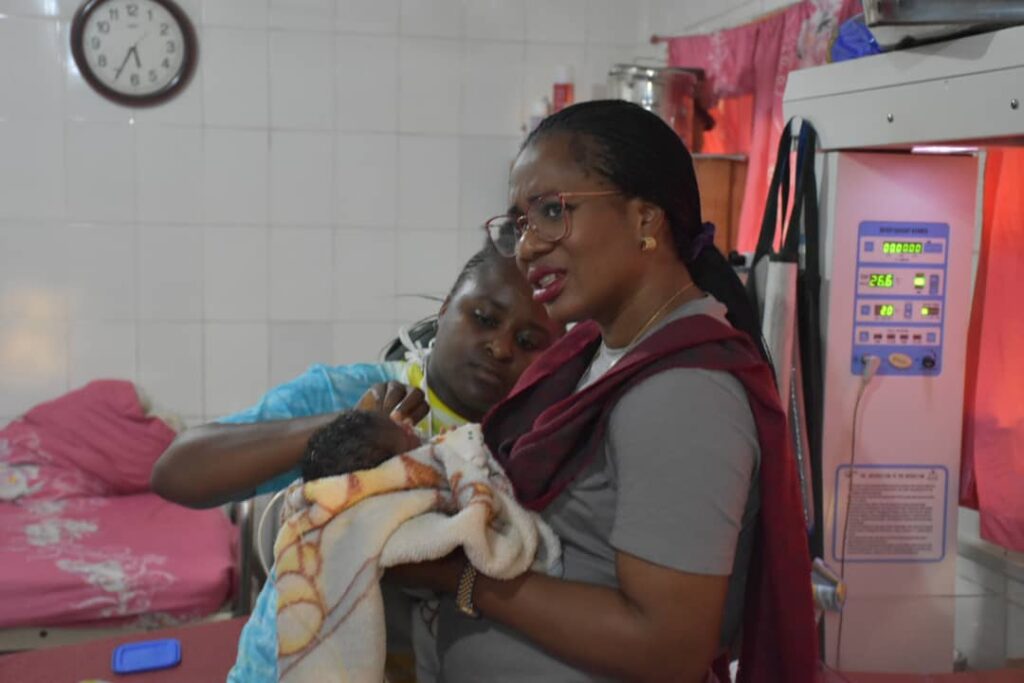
607, 63, 702, 149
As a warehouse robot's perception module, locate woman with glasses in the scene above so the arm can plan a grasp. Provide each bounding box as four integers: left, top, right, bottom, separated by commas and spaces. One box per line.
390, 101, 818, 682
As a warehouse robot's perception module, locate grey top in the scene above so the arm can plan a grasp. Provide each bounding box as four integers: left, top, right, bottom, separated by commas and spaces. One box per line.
425, 297, 762, 682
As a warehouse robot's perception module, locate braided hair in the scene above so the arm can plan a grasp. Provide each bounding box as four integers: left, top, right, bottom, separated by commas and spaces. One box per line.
446, 237, 505, 299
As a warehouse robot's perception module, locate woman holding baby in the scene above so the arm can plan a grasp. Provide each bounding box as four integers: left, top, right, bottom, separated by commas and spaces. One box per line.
391, 101, 818, 683
154, 99, 817, 682
151, 239, 563, 682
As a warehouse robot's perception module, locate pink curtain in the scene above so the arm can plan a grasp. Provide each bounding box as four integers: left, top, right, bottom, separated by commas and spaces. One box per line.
960, 149, 1024, 552
668, 0, 860, 251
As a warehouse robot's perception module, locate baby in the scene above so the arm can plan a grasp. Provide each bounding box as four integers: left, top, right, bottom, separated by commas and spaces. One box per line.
301, 410, 422, 482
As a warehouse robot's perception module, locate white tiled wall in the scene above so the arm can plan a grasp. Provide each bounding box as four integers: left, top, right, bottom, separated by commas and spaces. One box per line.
0, 0, 660, 424
4, 3, 1020, 662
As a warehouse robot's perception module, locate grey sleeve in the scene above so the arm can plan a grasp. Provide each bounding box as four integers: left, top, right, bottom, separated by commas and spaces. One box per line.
608, 368, 759, 575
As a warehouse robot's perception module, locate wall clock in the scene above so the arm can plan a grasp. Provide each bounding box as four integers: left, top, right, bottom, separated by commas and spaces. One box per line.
70, 0, 198, 107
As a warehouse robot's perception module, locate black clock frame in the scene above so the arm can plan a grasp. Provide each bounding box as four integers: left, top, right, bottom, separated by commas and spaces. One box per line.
70, 0, 198, 108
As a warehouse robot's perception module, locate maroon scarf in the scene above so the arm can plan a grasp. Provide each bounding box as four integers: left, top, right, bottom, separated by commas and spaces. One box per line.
482, 315, 818, 683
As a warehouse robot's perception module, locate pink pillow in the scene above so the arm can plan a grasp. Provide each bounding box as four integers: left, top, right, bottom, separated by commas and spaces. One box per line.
0, 381, 178, 499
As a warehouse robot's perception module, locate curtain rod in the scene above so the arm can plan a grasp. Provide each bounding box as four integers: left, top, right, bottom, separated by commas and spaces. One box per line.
649, 1, 805, 44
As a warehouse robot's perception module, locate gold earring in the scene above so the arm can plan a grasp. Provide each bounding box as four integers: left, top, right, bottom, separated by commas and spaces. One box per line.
640, 236, 657, 252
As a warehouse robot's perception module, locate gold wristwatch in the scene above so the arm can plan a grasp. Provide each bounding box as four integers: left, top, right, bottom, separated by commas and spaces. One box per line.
456, 562, 479, 618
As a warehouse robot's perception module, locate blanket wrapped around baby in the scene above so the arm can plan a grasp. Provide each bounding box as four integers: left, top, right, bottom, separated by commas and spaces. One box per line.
273, 424, 560, 682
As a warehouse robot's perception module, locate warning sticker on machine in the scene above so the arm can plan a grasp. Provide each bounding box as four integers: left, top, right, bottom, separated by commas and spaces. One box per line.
832, 465, 948, 563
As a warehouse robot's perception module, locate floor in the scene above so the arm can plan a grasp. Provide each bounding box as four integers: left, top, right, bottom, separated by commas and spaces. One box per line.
822, 670, 1024, 682
1, 615, 1022, 682
0, 617, 245, 682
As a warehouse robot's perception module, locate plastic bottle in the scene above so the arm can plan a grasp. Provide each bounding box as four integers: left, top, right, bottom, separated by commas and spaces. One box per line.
552, 65, 575, 113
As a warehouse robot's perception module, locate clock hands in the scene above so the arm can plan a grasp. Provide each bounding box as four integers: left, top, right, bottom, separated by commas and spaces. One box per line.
114, 33, 148, 81
114, 48, 133, 80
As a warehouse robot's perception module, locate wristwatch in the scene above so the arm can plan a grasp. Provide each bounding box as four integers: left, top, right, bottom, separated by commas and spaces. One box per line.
456, 561, 479, 618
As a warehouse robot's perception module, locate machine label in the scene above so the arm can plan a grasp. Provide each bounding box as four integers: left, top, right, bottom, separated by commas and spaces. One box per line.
832, 464, 948, 563
851, 221, 950, 376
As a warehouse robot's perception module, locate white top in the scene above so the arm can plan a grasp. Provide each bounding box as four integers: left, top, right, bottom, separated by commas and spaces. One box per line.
576, 294, 729, 390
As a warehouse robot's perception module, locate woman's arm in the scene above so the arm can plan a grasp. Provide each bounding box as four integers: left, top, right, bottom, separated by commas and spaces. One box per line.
392, 551, 727, 683
391, 367, 758, 680
151, 381, 428, 508
150, 414, 338, 508
476, 554, 727, 682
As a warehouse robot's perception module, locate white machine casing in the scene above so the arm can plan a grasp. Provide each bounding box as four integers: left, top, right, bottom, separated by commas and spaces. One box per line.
785, 24, 1024, 673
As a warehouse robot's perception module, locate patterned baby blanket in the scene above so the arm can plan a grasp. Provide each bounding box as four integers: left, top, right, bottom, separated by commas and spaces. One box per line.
274, 424, 560, 682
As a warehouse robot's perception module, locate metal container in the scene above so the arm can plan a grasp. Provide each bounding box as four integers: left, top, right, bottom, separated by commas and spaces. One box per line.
864, 0, 1024, 26
863, 0, 1024, 48
607, 64, 702, 150
811, 557, 846, 618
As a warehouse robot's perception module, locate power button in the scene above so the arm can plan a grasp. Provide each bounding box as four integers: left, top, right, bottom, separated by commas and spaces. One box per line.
888, 353, 914, 370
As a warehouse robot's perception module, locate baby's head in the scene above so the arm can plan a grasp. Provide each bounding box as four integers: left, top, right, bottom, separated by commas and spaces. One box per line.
301, 410, 422, 482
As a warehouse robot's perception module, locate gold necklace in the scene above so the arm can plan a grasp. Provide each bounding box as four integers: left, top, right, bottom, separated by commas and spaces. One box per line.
579, 281, 698, 387
622, 281, 696, 349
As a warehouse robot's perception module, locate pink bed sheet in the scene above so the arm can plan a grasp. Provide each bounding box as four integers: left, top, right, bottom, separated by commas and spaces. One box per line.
0, 380, 236, 628
0, 493, 236, 628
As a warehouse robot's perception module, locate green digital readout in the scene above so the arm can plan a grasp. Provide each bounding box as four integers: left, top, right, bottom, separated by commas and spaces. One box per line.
868, 273, 894, 288
875, 304, 895, 317
883, 241, 923, 254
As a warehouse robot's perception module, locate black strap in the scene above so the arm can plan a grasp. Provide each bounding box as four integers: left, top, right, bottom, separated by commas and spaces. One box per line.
752, 122, 794, 265
745, 119, 825, 552
780, 124, 813, 260
793, 122, 824, 554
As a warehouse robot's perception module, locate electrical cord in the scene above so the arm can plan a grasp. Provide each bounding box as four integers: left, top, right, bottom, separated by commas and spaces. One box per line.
256, 487, 290, 577
835, 354, 882, 673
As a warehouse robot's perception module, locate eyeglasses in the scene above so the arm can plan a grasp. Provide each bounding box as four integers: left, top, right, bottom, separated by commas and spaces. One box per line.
484, 190, 621, 257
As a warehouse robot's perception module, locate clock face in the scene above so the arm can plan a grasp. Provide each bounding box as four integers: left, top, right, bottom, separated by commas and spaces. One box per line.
71, 0, 196, 105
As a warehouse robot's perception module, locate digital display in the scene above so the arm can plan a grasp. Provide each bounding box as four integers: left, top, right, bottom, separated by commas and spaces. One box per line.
883, 241, 923, 255
854, 222, 948, 377
868, 273, 894, 288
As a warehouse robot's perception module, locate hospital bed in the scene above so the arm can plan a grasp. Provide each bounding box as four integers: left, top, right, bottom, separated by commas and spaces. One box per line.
0, 380, 254, 652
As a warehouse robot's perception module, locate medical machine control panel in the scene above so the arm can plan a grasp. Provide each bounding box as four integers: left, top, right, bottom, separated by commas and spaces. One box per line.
851, 221, 949, 376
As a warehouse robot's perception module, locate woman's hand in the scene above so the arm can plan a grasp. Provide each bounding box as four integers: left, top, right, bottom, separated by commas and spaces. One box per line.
386, 551, 463, 595
456, 553, 726, 683
356, 381, 429, 426
150, 412, 340, 508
